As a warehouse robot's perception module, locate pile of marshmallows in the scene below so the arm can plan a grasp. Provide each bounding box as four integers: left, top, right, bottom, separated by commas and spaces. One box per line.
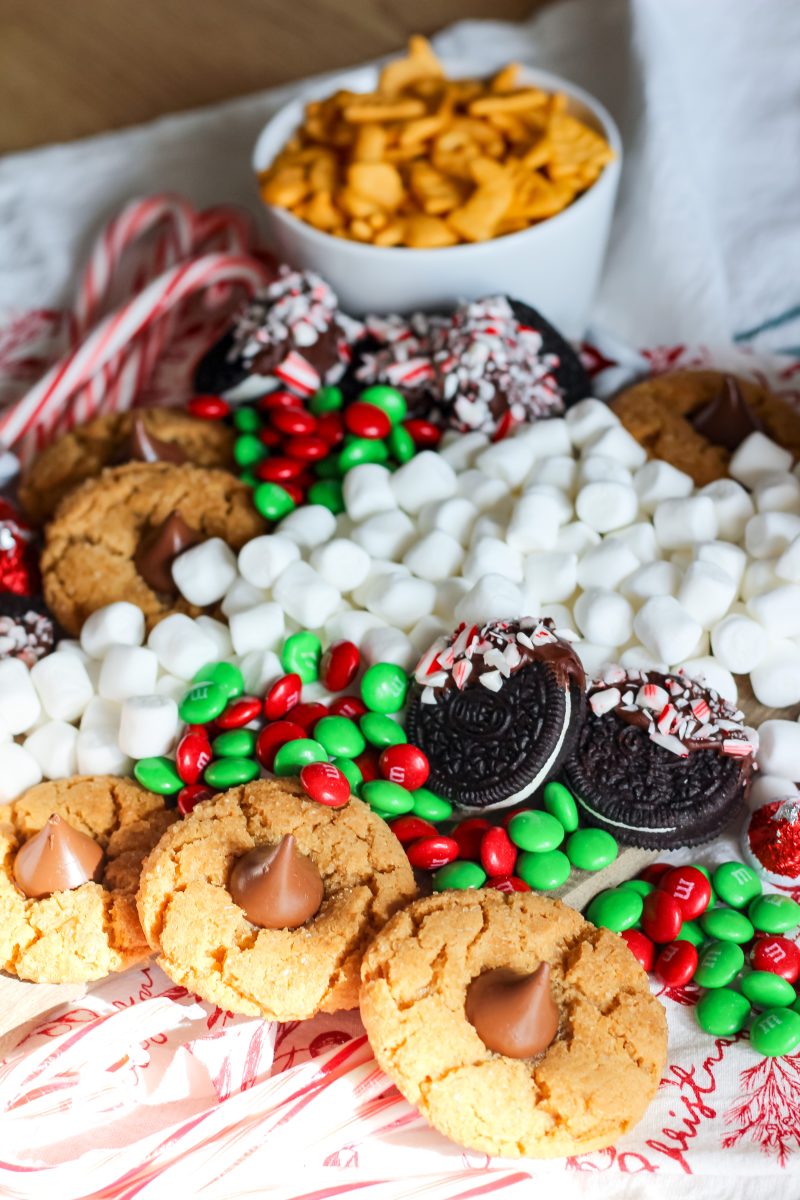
1, 397, 799, 806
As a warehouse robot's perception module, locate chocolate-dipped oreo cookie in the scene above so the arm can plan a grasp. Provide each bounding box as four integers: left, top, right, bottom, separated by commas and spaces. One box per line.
562, 668, 757, 849
354, 296, 590, 435
194, 266, 364, 401
0, 594, 58, 666
405, 618, 585, 811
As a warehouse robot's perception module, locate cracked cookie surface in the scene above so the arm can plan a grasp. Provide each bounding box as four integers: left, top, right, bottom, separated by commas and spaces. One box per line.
136, 779, 417, 1021
359, 890, 667, 1159
0, 775, 176, 984
19, 408, 235, 525
41, 461, 265, 634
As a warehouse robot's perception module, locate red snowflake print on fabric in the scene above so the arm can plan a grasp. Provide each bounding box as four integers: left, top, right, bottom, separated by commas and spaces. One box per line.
723, 1052, 800, 1165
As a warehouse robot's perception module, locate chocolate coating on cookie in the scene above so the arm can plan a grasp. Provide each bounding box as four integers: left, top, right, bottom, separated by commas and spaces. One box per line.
229, 834, 324, 929
134, 511, 202, 594
13, 813, 104, 899
466, 963, 559, 1059
124, 416, 189, 465
0, 595, 56, 666
690, 376, 764, 452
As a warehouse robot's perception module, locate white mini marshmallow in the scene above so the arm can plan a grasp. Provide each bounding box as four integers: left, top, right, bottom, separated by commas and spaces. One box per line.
750, 774, 800, 812
462, 537, 523, 584
750, 642, 800, 708
30, 651, 94, 722
408, 616, 449, 655
633, 596, 703, 664
403, 531, 464, 582
455, 470, 509, 512
362, 625, 416, 670
506, 491, 562, 551
747, 584, 800, 638
364, 574, 436, 629
437, 430, 489, 471
80, 697, 121, 734
418, 496, 477, 545
524, 552, 578, 603
80, 602, 145, 658
653, 496, 718, 549
557, 521, 601, 556
583, 424, 648, 469
147, 614, 218, 679
277, 504, 337, 550
342, 464, 397, 521
741, 560, 782, 600
454, 575, 523, 626
352, 560, 409, 608
676, 657, 738, 704
98, 645, 159, 701
525, 455, 577, 494
238, 534, 300, 589
577, 540, 640, 590
475, 439, 536, 489
609, 522, 660, 564
221, 577, 269, 617
574, 642, 618, 676
698, 479, 755, 542
0, 658, 41, 734
634, 460, 694, 511
754, 471, 800, 514
776, 536, 800, 582
622, 560, 682, 602
194, 616, 233, 659
575, 481, 638, 533
729, 431, 794, 487
238, 649, 282, 695
565, 398, 619, 448
577, 455, 633, 487
469, 515, 506, 546
515, 418, 572, 459
757, 720, 800, 778
324, 609, 386, 645
435, 577, 471, 618
538, 603, 575, 631
155, 674, 188, 703
228, 601, 285, 656
524, 484, 572, 525
171, 537, 237, 606
310, 537, 371, 592
710, 612, 770, 674
351, 510, 416, 560
25, 720, 79, 779
391, 451, 457, 513
273, 562, 342, 629
745, 512, 800, 559
76, 728, 132, 777
118, 694, 179, 758
696, 541, 747, 590
0, 742, 42, 801
619, 645, 667, 671
573, 588, 634, 647
678, 561, 737, 629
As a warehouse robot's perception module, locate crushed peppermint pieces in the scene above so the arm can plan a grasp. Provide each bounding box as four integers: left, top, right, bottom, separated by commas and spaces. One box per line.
0, 608, 55, 667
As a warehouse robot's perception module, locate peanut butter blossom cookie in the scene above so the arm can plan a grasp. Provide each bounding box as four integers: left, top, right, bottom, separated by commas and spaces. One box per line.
19, 408, 235, 525
359, 890, 667, 1158
563, 667, 757, 848
0, 775, 176, 983
41, 461, 265, 634
405, 617, 585, 810
136, 779, 417, 1020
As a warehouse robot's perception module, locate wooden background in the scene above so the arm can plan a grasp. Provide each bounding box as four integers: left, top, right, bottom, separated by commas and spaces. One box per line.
0, 0, 550, 154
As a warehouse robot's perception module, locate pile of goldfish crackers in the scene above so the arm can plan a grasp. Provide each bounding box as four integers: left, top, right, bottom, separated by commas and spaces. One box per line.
258, 36, 614, 248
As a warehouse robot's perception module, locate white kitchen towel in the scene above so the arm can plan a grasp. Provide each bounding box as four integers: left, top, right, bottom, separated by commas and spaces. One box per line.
0, 0, 799, 353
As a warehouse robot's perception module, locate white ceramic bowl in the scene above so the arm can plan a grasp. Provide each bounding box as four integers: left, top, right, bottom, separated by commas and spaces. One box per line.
252, 62, 622, 338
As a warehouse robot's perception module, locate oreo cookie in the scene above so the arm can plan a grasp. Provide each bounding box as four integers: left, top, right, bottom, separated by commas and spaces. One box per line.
0, 594, 58, 667
405, 618, 585, 811
562, 669, 756, 849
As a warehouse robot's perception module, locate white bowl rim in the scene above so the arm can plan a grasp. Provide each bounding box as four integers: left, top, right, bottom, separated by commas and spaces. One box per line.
251, 60, 623, 261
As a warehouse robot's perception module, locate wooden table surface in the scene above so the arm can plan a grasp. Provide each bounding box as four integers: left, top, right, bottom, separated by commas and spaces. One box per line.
1, 0, 549, 154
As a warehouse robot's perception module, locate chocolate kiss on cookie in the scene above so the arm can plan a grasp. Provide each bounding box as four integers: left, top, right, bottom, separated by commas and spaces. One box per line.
690, 375, 764, 452
229, 834, 324, 929
14, 813, 104, 899
405, 618, 585, 811
563, 668, 756, 849
124, 415, 188, 465
134, 510, 202, 593
466, 963, 560, 1059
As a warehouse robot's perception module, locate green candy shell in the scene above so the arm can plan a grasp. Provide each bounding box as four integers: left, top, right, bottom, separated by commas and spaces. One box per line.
740, 970, 797, 1009
358, 385, 407, 425
211, 729, 256, 759
507, 811, 565, 853
253, 481, 295, 521
338, 438, 389, 472
516, 849, 571, 892
309, 385, 344, 414
411, 788, 452, 821
234, 433, 266, 467
360, 663, 408, 713
586, 888, 643, 932
542, 781, 579, 832
134, 756, 183, 795
314, 715, 365, 759
360, 712, 407, 747
204, 757, 260, 788
675, 919, 705, 947
281, 631, 322, 684
307, 480, 344, 513
696, 988, 751, 1037
194, 661, 244, 699
332, 756, 362, 792
272, 738, 327, 777
566, 828, 618, 872
699, 907, 755, 944
361, 780, 414, 816
748, 894, 800, 935
233, 407, 261, 433
179, 681, 227, 725
693, 940, 745, 988
387, 425, 415, 463
750, 1007, 800, 1057
713, 861, 762, 909
433, 861, 486, 892
619, 880, 655, 898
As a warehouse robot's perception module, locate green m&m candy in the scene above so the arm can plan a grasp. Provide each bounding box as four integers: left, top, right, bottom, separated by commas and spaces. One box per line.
543, 781, 579, 833
361, 663, 408, 713
307, 480, 344, 513
411, 787, 452, 821
433, 861, 486, 892
695, 988, 751, 1037
586, 888, 643, 932
360, 712, 407, 747
741, 970, 797, 1009
332, 756, 362, 792
619, 879, 655, 899
713, 861, 762, 909
566, 828, 618, 872
387, 424, 415, 463
179, 681, 227, 724
194, 661, 244, 699
675, 919, 705, 947
314, 715, 365, 759
234, 433, 266, 467
134, 756, 182, 795
204, 757, 260, 788
309, 385, 344, 414
750, 1007, 800, 1057
517, 849, 571, 892
748, 894, 800, 934
507, 811, 565, 853
361, 780, 414, 816
253, 481, 296, 521
281, 631, 322, 683
233, 407, 261, 433
314, 456, 342, 480
693, 940, 745, 988
338, 437, 389, 471
240, 469, 258, 487
359, 384, 407, 425
273, 738, 327, 777
212, 729, 256, 758
700, 907, 755, 944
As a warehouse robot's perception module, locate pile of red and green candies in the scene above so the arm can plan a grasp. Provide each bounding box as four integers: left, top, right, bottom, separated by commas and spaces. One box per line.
188, 383, 441, 520
586, 862, 800, 1057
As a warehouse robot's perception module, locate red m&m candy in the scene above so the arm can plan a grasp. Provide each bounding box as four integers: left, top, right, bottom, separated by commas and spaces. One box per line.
480, 827, 517, 878
750, 936, 800, 983
289, 702, 328, 732
344, 402, 391, 440
320, 641, 360, 692
177, 784, 215, 815
260, 390, 300, 411
354, 749, 380, 783
388, 815, 438, 845
379, 744, 429, 791
255, 720, 306, 769
216, 695, 263, 730
452, 818, 491, 860
403, 418, 441, 448
641, 891, 683, 943
654, 940, 698, 987
176, 729, 212, 784
264, 673, 303, 720
300, 761, 350, 808
284, 434, 328, 461
621, 929, 655, 973
658, 866, 712, 920
406, 836, 459, 871
316, 412, 345, 446
188, 395, 230, 419
487, 875, 531, 893
256, 456, 306, 483
329, 696, 368, 719
639, 862, 672, 886
270, 407, 317, 436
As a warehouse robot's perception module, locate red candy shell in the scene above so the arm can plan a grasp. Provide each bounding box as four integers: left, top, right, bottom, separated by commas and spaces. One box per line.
388, 815, 439, 845
621, 928, 656, 973
316, 412, 345, 447
177, 784, 215, 815
281, 481, 306, 506
658, 866, 712, 920
354, 749, 380, 783
320, 641, 360, 692
750, 936, 800, 983
255, 719, 306, 770
216, 695, 263, 730
480, 827, 517, 878
487, 875, 531, 893
452, 818, 491, 860
329, 696, 368, 719
188, 395, 229, 420
639, 862, 672, 886
403, 418, 441, 448
255, 456, 306, 482
283, 434, 329, 461
344, 402, 392, 440
378, 744, 429, 791
175, 730, 212, 785
259, 427, 282, 448
641, 891, 683, 943
406, 836, 459, 871
259, 390, 301, 411
289, 702, 328, 733
264, 673, 302, 720
654, 940, 698, 987
270, 407, 317, 436
300, 761, 350, 808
